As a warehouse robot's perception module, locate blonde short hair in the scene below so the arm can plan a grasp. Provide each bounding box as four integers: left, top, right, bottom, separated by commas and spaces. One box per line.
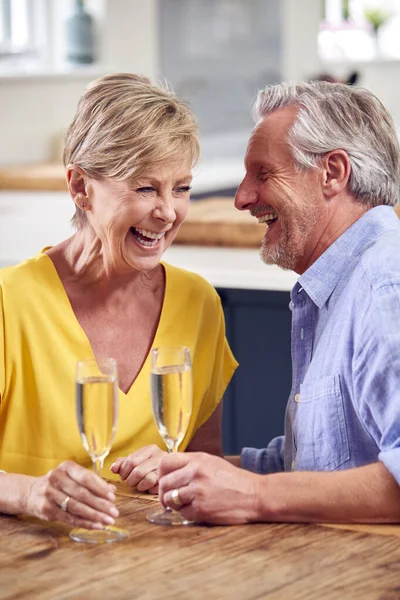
64, 73, 200, 229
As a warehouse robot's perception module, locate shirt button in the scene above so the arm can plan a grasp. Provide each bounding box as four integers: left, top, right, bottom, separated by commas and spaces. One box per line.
294, 393, 300, 402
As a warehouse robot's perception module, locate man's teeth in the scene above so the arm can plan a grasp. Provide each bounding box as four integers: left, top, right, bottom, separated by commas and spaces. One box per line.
258, 212, 277, 224
135, 228, 165, 240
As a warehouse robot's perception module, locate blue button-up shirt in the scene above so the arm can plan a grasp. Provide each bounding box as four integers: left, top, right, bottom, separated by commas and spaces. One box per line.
241, 206, 400, 485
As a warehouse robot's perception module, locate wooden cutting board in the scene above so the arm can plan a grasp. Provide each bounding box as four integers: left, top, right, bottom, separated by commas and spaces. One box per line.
175, 197, 265, 247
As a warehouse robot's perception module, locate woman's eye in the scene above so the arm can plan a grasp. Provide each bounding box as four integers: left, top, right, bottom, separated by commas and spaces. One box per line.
175, 186, 192, 193
136, 187, 156, 193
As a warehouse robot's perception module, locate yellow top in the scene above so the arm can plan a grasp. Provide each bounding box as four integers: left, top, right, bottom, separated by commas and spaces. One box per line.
0, 252, 237, 478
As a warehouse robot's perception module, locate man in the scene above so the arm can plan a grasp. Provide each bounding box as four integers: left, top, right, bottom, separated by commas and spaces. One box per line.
158, 81, 400, 525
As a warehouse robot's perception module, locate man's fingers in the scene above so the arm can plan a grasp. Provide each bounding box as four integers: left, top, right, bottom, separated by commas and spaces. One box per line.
158, 465, 194, 500
159, 451, 193, 477
162, 484, 193, 509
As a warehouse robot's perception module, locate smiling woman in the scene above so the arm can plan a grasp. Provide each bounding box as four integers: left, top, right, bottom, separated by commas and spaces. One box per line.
0, 73, 237, 532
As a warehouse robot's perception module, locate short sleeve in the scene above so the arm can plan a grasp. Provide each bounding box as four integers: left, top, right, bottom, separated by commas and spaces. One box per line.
0, 285, 5, 401
193, 293, 238, 430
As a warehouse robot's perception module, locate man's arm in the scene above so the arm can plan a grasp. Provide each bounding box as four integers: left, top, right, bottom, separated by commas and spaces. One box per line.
258, 461, 400, 523
158, 453, 400, 525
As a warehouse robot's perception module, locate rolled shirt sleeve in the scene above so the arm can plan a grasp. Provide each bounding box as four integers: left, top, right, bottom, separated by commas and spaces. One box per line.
240, 435, 285, 474
354, 281, 400, 486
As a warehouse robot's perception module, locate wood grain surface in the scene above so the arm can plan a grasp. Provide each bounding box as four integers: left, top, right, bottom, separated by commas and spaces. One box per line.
1, 492, 400, 600
175, 197, 265, 247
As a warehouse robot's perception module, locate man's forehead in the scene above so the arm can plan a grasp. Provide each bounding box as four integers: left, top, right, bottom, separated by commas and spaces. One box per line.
245, 109, 296, 164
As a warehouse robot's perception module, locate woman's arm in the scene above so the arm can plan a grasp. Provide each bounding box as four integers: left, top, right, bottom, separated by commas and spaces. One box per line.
186, 402, 223, 456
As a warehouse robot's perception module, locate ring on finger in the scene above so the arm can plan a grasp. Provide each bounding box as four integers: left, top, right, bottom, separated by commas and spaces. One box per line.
60, 495, 71, 513
170, 488, 183, 509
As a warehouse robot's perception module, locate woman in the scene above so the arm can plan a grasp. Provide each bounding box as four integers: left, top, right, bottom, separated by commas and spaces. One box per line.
0, 73, 237, 531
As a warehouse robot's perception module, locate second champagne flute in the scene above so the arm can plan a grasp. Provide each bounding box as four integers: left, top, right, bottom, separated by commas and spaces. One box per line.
147, 346, 193, 525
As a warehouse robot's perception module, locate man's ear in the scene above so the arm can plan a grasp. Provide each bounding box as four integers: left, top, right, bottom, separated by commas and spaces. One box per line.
66, 165, 90, 211
321, 150, 351, 199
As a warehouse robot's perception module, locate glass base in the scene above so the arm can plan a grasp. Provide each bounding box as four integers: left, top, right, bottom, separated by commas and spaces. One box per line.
146, 506, 193, 526
69, 525, 129, 544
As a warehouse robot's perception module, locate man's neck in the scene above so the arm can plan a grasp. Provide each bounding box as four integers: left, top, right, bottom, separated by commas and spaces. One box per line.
295, 197, 371, 275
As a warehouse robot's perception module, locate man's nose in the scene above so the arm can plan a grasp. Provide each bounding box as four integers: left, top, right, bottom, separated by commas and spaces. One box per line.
234, 180, 257, 211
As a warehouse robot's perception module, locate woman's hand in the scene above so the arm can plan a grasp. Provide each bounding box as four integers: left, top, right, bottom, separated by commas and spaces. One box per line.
110, 445, 167, 493
22, 461, 119, 530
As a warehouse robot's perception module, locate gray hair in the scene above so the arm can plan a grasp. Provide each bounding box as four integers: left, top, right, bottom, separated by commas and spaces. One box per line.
253, 81, 400, 207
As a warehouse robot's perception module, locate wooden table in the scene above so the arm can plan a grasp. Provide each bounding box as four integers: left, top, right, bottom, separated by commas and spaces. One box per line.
1, 485, 400, 600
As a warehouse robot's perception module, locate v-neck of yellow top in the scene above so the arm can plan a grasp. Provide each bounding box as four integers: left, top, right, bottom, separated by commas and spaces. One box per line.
38, 251, 171, 398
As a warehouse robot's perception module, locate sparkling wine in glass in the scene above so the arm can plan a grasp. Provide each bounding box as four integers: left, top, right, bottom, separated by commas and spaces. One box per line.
146, 346, 193, 525
69, 358, 129, 543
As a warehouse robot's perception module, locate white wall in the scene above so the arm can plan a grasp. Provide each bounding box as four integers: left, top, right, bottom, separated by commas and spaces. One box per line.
1, 0, 400, 167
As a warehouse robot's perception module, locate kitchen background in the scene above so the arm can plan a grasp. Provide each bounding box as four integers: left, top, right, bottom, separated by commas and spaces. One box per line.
1, 0, 399, 453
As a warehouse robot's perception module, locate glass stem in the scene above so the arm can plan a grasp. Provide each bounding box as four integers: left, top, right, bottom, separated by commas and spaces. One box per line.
165, 444, 179, 512
93, 458, 104, 477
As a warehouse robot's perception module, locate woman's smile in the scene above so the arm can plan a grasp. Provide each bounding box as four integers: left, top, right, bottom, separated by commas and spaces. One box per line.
129, 226, 167, 249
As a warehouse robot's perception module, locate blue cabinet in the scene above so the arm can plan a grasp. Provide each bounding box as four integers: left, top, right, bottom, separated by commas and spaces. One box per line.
217, 288, 292, 455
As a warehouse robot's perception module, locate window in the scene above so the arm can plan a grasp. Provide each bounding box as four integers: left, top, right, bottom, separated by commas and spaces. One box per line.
0, 0, 42, 62
319, 0, 400, 61
0, 0, 104, 74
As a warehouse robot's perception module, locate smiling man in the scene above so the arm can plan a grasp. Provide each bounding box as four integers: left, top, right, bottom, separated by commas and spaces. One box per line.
158, 81, 400, 525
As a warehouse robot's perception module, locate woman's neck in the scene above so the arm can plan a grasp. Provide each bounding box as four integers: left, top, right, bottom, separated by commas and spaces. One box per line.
47, 229, 154, 291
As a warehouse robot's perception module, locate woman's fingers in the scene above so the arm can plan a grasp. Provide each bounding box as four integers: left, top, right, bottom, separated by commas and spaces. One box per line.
36, 461, 118, 526
123, 458, 160, 488
134, 470, 158, 492
60, 461, 116, 500
53, 489, 118, 526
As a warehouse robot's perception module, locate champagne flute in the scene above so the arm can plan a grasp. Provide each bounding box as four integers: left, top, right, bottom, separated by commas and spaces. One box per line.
146, 346, 193, 525
69, 358, 129, 543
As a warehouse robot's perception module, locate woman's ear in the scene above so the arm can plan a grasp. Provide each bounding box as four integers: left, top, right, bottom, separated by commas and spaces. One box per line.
66, 165, 90, 211
321, 150, 351, 199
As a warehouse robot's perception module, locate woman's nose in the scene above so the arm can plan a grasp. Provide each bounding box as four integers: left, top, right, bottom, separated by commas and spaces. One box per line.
235, 179, 257, 211
153, 197, 176, 223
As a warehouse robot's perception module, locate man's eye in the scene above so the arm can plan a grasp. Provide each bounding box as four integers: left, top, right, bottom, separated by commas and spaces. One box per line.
175, 186, 192, 193
258, 170, 269, 180
136, 187, 155, 193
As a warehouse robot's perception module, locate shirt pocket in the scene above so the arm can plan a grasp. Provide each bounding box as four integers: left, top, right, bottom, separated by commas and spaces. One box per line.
294, 374, 350, 471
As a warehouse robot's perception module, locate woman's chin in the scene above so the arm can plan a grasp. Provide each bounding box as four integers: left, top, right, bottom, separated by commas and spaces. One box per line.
121, 233, 166, 270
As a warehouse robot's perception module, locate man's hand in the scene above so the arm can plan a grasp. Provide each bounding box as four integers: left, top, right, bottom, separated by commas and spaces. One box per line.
23, 461, 118, 529
158, 452, 261, 524
110, 445, 167, 493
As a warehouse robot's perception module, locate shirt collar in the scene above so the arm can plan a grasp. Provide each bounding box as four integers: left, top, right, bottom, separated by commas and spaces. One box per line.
297, 206, 399, 309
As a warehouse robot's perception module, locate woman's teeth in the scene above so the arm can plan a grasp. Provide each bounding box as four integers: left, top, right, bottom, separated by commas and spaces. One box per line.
131, 227, 165, 247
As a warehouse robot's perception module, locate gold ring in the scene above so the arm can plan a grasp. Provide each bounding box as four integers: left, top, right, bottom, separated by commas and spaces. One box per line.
170, 488, 183, 509
60, 495, 71, 512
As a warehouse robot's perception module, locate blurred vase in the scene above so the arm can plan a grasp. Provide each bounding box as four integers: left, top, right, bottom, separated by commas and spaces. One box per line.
65, 0, 95, 65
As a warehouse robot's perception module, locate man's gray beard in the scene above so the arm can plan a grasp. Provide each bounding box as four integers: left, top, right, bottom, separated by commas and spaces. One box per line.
260, 204, 319, 271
